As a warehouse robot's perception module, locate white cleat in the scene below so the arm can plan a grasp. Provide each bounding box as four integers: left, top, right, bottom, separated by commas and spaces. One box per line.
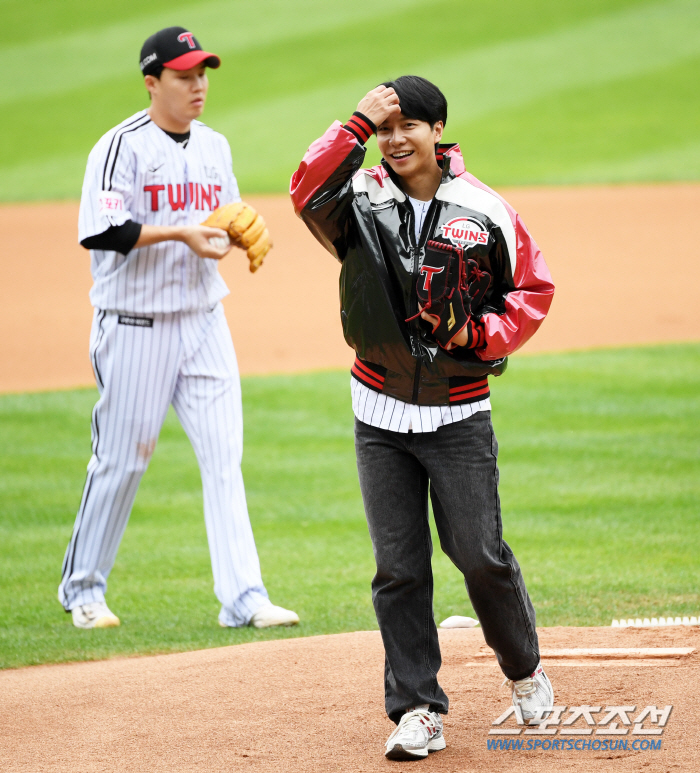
71, 601, 120, 629
247, 603, 300, 629
504, 662, 554, 724
385, 708, 446, 761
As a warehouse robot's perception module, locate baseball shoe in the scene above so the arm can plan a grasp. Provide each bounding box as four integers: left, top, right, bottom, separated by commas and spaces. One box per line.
503, 662, 554, 724
248, 603, 299, 628
71, 601, 120, 629
218, 603, 300, 629
385, 707, 446, 761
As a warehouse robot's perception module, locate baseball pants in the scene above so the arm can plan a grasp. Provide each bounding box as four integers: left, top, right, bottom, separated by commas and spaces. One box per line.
59, 302, 269, 626
354, 411, 540, 724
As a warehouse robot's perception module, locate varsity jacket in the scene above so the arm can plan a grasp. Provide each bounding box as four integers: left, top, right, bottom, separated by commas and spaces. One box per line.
290, 117, 554, 406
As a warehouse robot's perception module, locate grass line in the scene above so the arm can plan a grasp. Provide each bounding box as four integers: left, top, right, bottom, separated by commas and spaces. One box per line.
0, 344, 698, 669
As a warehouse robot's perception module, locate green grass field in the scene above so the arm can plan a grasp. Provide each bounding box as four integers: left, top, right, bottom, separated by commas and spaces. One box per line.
1, 344, 698, 670
2, 1, 699, 673
3, 0, 700, 201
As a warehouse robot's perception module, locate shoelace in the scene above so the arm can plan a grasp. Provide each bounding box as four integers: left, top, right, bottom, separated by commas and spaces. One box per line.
502, 675, 536, 699
387, 709, 439, 744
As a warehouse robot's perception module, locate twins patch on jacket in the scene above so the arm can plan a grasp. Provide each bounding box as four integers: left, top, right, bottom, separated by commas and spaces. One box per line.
439, 217, 489, 248
415, 218, 494, 318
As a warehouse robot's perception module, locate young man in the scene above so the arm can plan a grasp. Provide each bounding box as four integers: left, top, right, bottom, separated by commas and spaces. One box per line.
291, 76, 555, 760
59, 27, 298, 631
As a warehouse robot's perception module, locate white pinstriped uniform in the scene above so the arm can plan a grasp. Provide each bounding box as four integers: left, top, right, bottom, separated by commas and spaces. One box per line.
59, 111, 269, 626
78, 110, 233, 313
351, 196, 490, 433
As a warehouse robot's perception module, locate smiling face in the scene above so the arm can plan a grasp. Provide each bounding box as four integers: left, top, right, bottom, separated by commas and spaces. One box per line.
376, 112, 444, 184
145, 63, 209, 130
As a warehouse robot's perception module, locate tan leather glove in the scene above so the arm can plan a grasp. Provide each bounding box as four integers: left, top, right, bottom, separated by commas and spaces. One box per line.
202, 202, 272, 273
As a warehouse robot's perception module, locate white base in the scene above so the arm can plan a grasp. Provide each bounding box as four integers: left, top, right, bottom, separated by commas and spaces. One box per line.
439, 615, 480, 629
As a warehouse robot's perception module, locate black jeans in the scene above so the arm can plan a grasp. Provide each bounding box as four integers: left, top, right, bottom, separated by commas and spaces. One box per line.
354, 411, 540, 724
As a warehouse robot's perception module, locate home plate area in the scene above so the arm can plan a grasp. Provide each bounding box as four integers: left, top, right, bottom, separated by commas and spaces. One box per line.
1, 625, 698, 773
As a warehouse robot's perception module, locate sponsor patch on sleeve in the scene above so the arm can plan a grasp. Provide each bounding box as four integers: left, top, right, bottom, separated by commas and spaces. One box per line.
98, 191, 126, 215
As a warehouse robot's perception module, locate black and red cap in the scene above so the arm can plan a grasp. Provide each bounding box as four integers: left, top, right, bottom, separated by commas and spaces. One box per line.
139, 26, 221, 75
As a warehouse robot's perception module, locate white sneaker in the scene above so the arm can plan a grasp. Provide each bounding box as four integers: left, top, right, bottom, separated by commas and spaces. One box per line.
504, 662, 554, 723
71, 601, 120, 630
248, 603, 299, 629
385, 708, 446, 760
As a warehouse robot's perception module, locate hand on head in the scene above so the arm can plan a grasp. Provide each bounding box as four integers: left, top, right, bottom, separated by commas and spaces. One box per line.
357, 86, 401, 127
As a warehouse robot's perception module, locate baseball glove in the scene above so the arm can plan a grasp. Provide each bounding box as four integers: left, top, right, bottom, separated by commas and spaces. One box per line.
202, 202, 272, 272
406, 240, 491, 349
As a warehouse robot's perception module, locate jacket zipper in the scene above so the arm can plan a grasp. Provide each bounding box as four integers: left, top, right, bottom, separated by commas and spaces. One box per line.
408, 197, 441, 403
411, 355, 422, 403
409, 239, 422, 402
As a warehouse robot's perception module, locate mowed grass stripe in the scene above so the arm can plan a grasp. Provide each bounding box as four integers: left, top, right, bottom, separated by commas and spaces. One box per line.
459, 54, 700, 185
0, 0, 192, 45
4, 0, 700, 199
0, 0, 427, 106
563, 139, 700, 185
214, 0, 700, 187
0, 344, 698, 669
212, 0, 700, 191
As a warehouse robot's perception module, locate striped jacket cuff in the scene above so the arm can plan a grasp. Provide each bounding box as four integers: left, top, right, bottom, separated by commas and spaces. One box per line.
438, 318, 485, 350
448, 376, 490, 405
343, 112, 377, 144
351, 356, 386, 393
464, 319, 485, 349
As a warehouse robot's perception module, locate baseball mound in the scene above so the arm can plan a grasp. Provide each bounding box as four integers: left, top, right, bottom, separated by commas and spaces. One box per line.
1, 184, 700, 393
1, 625, 698, 772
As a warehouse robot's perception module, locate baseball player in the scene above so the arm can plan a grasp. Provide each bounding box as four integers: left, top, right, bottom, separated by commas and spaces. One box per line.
59, 27, 298, 631
291, 76, 555, 760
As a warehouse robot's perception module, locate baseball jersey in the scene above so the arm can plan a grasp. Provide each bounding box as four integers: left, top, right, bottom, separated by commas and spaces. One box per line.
79, 110, 240, 313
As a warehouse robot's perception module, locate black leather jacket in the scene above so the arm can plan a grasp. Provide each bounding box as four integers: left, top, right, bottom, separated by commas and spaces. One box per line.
290, 120, 554, 405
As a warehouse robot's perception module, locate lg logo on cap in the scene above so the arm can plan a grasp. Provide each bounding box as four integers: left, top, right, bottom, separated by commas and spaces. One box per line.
177, 32, 196, 48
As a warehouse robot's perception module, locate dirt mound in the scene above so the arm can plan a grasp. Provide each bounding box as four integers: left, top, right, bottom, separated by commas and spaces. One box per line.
1, 184, 699, 393
1, 625, 697, 772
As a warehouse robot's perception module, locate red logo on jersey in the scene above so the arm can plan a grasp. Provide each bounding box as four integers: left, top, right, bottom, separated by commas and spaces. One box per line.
144, 185, 165, 211
440, 217, 489, 248
186, 183, 222, 210
168, 184, 186, 211
177, 32, 196, 49
144, 183, 222, 212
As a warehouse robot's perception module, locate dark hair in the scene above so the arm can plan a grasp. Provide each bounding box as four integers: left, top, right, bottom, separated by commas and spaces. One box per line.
380, 75, 447, 127
144, 64, 163, 101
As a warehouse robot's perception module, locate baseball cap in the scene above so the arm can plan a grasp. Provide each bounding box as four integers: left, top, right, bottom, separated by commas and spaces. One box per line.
139, 26, 221, 75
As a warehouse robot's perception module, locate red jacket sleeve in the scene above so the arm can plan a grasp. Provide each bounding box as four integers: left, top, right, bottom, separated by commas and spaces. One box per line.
291, 121, 358, 212
290, 121, 366, 262
477, 213, 554, 360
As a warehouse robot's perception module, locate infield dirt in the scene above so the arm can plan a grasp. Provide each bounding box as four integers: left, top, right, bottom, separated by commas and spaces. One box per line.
1, 184, 700, 393
1, 625, 698, 772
